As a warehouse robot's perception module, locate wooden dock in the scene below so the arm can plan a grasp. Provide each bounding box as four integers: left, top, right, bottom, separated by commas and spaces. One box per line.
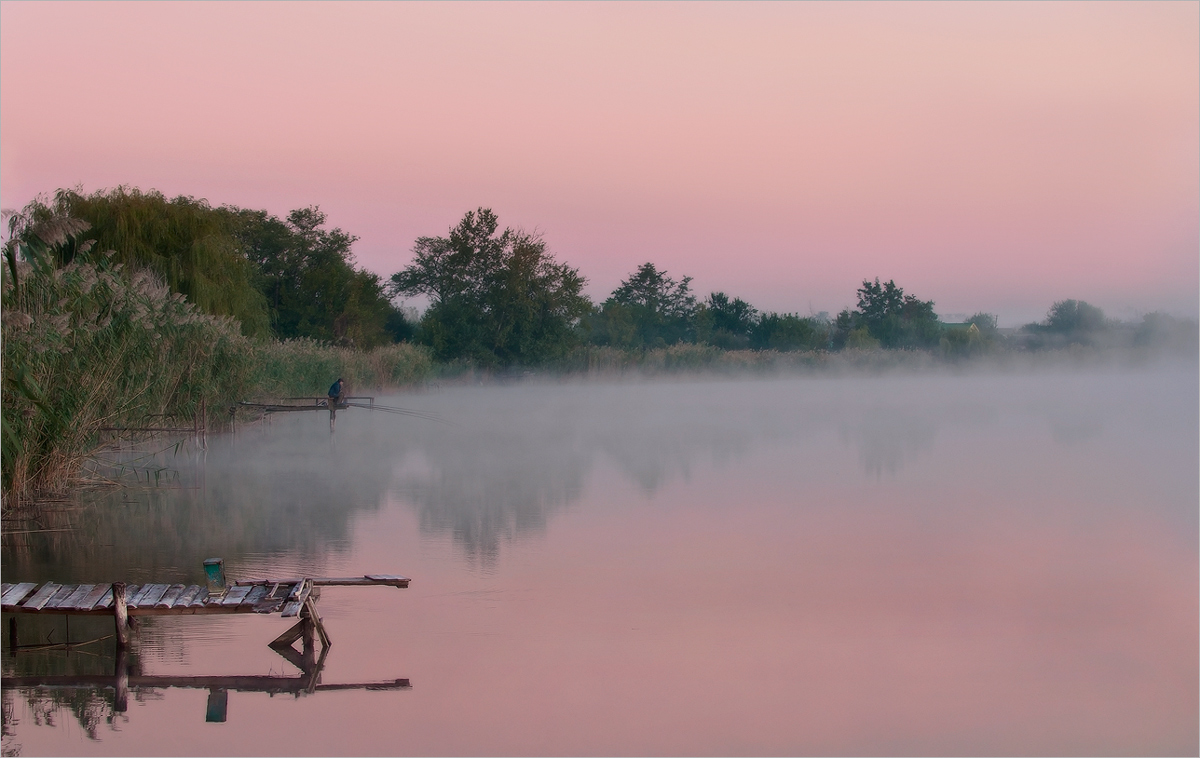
238, 396, 374, 414
235, 397, 440, 432
1, 571, 409, 654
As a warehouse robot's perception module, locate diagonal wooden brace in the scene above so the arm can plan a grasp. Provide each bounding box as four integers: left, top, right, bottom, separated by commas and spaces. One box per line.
269, 620, 306, 649
304, 597, 331, 649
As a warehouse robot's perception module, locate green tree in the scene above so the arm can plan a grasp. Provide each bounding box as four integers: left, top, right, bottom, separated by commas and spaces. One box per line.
833, 278, 940, 349
390, 209, 590, 366
1021, 299, 1109, 348
1043, 299, 1107, 335
40, 188, 271, 336
750, 312, 829, 351
222, 206, 401, 348
592, 263, 699, 348
697, 292, 757, 349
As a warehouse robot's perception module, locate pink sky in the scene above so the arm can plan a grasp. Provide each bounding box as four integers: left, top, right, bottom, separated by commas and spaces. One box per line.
2, 1, 1196, 325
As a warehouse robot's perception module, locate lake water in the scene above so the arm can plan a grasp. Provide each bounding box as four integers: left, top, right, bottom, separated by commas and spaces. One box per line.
2, 364, 1197, 756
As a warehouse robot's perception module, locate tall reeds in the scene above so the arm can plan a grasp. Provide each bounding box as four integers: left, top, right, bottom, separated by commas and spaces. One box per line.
1, 262, 435, 503
249, 338, 433, 397
2, 260, 255, 500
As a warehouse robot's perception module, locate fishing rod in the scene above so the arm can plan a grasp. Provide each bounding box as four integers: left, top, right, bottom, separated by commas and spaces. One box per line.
342, 402, 444, 423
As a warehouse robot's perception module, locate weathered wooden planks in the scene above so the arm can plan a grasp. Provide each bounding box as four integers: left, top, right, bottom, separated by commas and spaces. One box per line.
44, 585, 80, 609
234, 575, 409, 589
22, 583, 63, 611
57, 585, 94, 609
1, 583, 39, 608
241, 584, 270, 608
220, 585, 253, 607
94, 586, 115, 610
124, 584, 152, 607
2, 570, 407, 657
364, 574, 410, 587
130, 584, 169, 608
75, 584, 111, 611
155, 584, 187, 609
175, 585, 202, 608
280, 581, 312, 618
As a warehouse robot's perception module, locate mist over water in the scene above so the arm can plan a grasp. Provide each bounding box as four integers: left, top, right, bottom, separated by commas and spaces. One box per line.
3, 362, 1197, 755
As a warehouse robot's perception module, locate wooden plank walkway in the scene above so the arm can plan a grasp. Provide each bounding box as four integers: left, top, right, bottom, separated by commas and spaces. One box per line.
1, 575, 407, 617
238, 396, 374, 413
3, 573, 408, 656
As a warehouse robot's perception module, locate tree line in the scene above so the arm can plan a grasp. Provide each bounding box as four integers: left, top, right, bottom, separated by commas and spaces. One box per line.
6, 190, 1194, 367
5, 188, 410, 348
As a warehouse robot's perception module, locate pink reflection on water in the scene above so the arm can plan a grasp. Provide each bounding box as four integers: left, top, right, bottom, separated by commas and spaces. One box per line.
4, 374, 1196, 756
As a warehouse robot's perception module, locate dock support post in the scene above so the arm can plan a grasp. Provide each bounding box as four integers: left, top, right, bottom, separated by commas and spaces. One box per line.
197, 398, 208, 450
304, 597, 331, 649
8, 617, 16, 655
301, 616, 316, 670
114, 648, 129, 712
112, 582, 130, 650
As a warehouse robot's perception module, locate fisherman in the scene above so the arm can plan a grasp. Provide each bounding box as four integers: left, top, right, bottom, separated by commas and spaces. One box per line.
328, 377, 344, 408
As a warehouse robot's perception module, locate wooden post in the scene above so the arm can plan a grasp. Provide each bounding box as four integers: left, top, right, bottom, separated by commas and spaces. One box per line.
304, 597, 331, 649
299, 601, 317, 670
8, 616, 16, 655
114, 647, 129, 712
112, 582, 129, 649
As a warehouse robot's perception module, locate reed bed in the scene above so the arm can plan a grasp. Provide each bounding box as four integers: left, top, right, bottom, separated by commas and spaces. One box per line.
249, 338, 433, 397
2, 263, 434, 503
2, 261, 255, 500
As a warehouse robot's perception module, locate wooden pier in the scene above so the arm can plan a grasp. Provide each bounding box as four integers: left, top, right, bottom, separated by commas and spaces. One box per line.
236, 397, 440, 432
239, 395, 376, 431
239, 396, 375, 414
1, 568, 409, 656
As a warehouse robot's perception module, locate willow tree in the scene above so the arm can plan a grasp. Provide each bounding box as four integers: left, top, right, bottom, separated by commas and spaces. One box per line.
39, 188, 270, 336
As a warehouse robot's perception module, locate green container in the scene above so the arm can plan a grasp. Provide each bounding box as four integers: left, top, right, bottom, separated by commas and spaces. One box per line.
203, 558, 225, 593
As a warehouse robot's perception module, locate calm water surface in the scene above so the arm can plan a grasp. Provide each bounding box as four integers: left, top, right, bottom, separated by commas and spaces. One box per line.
2, 366, 1197, 756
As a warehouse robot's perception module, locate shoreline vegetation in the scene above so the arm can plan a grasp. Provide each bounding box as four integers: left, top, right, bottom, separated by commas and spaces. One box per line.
3, 187, 1197, 505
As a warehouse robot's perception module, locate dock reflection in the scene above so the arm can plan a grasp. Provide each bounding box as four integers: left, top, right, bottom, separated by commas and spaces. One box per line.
1, 642, 409, 736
